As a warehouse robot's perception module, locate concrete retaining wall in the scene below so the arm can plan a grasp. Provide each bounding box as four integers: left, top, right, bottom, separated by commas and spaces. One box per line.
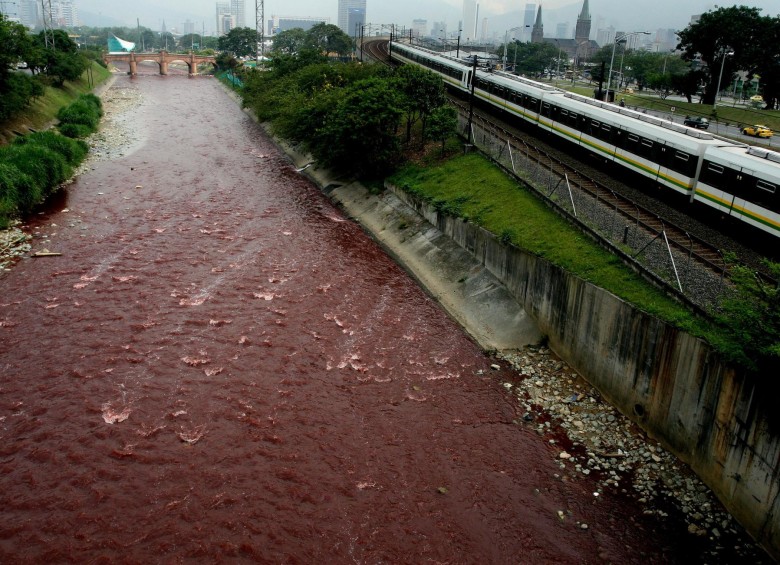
388, 183, 780, 559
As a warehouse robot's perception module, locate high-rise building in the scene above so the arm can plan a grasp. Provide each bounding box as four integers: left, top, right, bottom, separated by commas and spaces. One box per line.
230, 0, 245, 28
346, 7, 365, 37
523, 4, 536, 42
18, 0, 39, 28
269, 15, 329, 35
183, 20, 195, 35
596, 27, 615, 47
52, 0, 77, 28
462, 0, 477, 41
432, 21, 447, 38
338, 0, 366, 35
556, 22, 569, 39
412, 19, 427, 39
216, 1, 245, 35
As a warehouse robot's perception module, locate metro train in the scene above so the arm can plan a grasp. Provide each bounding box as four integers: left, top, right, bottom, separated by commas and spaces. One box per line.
390, 41, 780, 240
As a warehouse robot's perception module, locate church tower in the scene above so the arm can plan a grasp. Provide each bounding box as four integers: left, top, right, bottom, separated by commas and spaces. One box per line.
574, 0, 591, 59
531, 5, 543, 44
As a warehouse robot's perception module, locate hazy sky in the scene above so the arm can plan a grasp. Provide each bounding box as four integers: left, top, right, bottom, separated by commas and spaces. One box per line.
75, 0, 779, 37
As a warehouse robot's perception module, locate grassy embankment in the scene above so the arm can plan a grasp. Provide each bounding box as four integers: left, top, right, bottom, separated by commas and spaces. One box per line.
0, 62, 109, 228
389, 151, 724, 346
0, 61, 111, 145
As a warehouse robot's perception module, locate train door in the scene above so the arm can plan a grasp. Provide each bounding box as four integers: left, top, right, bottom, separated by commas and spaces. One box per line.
730, 167, 755, 220
462, 69, 472, 90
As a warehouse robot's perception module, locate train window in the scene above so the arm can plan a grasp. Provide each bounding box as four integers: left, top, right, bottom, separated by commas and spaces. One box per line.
627, 134, 639, 144
542, 103, 551, 118
708, 163, 724, 174
641, 139, 652, 148
675, 151, 689, 162
600, 124, 612, 143
757, 180, 776, 194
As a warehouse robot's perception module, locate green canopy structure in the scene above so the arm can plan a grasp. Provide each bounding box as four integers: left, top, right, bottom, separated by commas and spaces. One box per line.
107, 34, 135, 53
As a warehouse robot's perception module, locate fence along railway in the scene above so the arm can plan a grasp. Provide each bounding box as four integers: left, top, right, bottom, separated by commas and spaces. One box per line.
360, 38, 780, 309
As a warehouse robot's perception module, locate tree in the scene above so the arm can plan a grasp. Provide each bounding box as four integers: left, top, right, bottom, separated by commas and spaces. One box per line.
427, 106, 458, 154
272, 28, 308, 55
394, 65, 447, 144
218, 27, 259, 58
178, 34, 203, 51
305, 23, 353, 58
313, 78, 404, 176
677, 6, 767, 105
499, 42, 558, 77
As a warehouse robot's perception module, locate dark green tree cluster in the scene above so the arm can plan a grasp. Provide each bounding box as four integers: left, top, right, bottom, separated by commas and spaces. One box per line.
677, 5, 780, 108
241, 56, 455, 177
0, 15, 42, 121
218, 27, 261, 58
496, 41, 559, 77
1, 15, 93, 122
272, 23, 354, 59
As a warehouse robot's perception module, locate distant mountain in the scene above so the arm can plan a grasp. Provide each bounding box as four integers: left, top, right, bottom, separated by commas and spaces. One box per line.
76, 0, 213, 33
77, 10, 126, 28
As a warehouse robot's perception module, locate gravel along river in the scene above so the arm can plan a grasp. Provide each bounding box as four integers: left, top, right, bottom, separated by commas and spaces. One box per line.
0, 73, 745, 563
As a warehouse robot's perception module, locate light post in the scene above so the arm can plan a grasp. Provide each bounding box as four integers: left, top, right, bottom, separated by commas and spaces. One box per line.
502, 25, 529, 70
606, 31, 650, 102
714, 48, 734, 108
554, 39, 563, 82
502, 27, 521, 70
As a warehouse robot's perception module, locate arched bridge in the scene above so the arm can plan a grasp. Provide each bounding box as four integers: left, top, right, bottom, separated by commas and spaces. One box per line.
103, 51, 217, 76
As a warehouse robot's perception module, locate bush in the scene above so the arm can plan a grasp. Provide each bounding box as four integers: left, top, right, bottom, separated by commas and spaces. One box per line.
0, 162, 40, 215
56, 93, 103, 135
0, 143, 70, 198
13, 130, 88, 165
59, 123, 93, 139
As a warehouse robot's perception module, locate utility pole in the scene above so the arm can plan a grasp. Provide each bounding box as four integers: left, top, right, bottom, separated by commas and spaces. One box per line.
39, 0, 55, 50
255, 0, 264, 66
467, 55, 478, 145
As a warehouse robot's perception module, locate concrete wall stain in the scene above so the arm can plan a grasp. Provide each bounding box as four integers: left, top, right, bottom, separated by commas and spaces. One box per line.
387, 184, 780, 559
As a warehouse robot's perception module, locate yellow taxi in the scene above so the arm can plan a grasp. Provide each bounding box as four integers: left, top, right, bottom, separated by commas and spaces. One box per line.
741, 124, 774, 138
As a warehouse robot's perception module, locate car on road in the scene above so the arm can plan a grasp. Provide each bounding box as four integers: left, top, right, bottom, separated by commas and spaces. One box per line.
741, 124, 774, 138
683, 116, 709, 129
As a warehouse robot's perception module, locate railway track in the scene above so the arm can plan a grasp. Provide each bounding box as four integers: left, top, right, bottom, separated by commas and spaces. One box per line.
453, 100, 728, 275
363, 40, 730, 281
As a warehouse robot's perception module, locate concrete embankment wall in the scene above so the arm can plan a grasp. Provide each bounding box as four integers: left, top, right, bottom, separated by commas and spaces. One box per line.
386, 183, 780, 559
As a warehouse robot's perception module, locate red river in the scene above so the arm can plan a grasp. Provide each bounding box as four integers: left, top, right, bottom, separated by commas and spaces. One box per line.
0, 72, 691, 563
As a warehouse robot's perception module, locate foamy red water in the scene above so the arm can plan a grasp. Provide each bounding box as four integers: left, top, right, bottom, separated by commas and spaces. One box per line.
0, 73, 682, 563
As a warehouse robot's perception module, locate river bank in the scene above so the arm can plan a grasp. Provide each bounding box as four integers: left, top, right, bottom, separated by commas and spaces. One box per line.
238, 91, 768, 562
0, 75, 768, 562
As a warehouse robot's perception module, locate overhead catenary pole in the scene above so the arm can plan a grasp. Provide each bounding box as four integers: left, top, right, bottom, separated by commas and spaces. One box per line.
255, 0, 264, 65
606, 31, 650, 102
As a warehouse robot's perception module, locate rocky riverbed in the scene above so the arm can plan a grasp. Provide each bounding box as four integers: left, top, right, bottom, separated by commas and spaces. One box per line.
496, 346, 768, 563
0, 76, 771, 563
1, 76, 142, 273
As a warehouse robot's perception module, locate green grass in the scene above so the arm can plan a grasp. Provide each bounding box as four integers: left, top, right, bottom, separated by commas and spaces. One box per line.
0, 62, 111, 145
389, 152, 715, 338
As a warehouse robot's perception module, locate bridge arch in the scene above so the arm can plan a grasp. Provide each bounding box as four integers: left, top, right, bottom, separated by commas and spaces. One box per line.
102, 51, 217, 77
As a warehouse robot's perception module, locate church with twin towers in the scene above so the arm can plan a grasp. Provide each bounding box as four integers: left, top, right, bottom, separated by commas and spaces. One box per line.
462, 0, 597, 64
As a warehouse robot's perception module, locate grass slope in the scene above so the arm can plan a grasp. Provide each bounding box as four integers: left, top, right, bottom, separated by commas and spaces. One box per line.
390, 152, 712, 338
0, 62, 111, 145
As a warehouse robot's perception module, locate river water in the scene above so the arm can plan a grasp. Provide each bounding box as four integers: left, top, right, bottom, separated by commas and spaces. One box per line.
0, 71, 689, 562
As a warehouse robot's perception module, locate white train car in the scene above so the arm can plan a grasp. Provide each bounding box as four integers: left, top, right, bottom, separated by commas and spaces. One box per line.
390, 40, 780, 239
697, 145, 780, 236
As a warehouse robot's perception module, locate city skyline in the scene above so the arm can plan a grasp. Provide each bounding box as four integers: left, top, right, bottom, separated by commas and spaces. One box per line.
4, 0, 778, 39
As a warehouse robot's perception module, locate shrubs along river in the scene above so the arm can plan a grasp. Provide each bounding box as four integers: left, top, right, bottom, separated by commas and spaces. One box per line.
0, 94, 102, 229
